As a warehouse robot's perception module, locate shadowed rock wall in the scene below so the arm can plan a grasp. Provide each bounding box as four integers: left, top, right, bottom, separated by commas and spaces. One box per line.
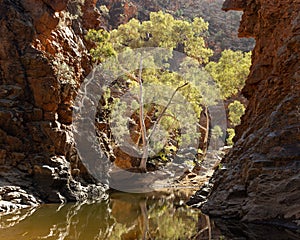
0, 0, 107, 206
200, 0, 300, 223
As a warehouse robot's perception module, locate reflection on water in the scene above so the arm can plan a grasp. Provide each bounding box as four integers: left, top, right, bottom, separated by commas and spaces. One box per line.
0, 191, 299, 240
0, 191, 207, 240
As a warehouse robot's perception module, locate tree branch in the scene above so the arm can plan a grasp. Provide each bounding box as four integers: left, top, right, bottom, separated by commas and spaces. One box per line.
138, 56, 148, 171
197, 123, 208, 131
147, 82, 189, 142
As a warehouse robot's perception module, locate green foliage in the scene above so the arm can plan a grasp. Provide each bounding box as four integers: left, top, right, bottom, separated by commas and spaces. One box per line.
211, 125, 223, 140
87, 12, 215, 158
205, 50, 251, 99
86, 29, 116, 62
175, 9, 183, 17
155, 145, 177, 162
164, 145, 177, 153
228, 100, 246, 126
86, 12, 215, 120
126, 0, 255, 56
87, 11, 251, 168
87, 11, 213, 64
226, 128, 235, 146
102, 88, 112, 110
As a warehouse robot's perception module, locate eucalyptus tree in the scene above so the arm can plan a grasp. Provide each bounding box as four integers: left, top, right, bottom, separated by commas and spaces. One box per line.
86, 11, 216, 171
205, 49, 251, 99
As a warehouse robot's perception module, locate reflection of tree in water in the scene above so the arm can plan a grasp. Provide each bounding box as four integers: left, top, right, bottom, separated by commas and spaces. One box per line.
0, 192, 200, 240
1, 192, 299, 240
107, 193, 199, 239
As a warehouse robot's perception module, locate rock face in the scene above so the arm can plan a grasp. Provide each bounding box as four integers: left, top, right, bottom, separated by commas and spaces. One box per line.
98, 0, 138, 29
0, 0, 107, 205
198, 0, 300, 223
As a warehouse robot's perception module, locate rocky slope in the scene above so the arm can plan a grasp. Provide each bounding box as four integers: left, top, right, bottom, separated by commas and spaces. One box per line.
190, 0, 300, 225
0, 0, 107, 208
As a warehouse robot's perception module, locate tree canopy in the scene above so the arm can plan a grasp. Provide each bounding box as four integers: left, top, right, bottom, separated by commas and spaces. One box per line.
86, 11, 251, 170
205, 50, 251, 99
87, 11, 213, 64
228, 100, 246, 126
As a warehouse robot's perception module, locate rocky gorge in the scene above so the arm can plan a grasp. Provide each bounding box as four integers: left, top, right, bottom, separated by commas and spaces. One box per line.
0, 0, 299, 230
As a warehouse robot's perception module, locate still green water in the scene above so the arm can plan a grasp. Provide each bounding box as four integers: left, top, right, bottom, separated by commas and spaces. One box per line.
0, 190, 217, 240
0, 190, 299, 240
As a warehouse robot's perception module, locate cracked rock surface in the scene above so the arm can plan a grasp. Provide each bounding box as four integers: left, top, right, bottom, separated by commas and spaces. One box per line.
193, 0, 300, 224
0, 0, 107, 208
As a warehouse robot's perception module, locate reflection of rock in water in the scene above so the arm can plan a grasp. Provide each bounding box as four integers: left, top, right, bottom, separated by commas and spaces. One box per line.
1, 191, 299, 240
0, 207, 37, 229
0, 201, 113, 240
0, 192, 200, 240
0, 186, 40, 214
212, 219, 300, 240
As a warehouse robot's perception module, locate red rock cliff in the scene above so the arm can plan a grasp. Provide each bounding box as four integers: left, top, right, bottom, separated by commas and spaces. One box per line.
0, 0, 106, 205
200, 0, 300, 223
